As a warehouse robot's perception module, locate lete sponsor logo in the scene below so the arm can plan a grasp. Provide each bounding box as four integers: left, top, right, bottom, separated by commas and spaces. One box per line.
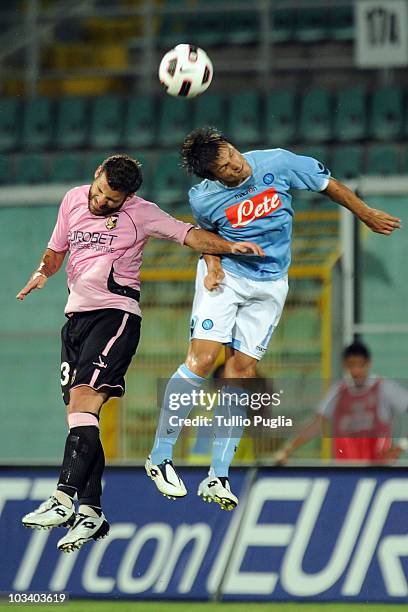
225, 188, 282, 228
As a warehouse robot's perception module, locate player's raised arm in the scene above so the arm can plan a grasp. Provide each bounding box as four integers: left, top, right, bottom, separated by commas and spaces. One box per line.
323, 177, 401, 235
184, 227, 264, 256
16, 248, 66, 301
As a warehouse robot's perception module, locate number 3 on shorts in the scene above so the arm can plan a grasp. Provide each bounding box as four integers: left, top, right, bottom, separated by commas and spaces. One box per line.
60, 361, 70, 386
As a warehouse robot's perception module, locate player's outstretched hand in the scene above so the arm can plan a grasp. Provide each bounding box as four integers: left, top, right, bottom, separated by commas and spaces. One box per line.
204, 268, 225, 291
16, 272, 48, 301
361, 207, 401, 235
231, 241, 265, 256
274, 447, 290, 465
378, 445, 404, 463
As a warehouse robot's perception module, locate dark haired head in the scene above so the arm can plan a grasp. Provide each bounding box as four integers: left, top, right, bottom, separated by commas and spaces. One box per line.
342, 341, 371, 361
100, 154, 143, 194
180, 126, 230, 179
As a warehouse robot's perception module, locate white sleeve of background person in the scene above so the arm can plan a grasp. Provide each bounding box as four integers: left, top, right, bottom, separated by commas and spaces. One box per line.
381, 379, 408, 414
317, 381, 342, 417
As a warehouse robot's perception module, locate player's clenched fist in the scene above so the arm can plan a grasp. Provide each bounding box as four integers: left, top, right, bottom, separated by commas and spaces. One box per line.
16, 272, 48, 301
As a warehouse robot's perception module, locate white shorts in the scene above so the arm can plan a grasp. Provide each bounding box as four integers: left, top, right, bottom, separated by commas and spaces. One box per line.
190, 259, 289, 360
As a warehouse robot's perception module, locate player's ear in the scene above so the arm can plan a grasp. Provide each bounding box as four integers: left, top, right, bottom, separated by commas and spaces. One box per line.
94, 165, 103, 179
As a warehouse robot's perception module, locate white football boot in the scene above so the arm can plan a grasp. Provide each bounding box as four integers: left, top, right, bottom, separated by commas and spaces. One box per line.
57, 507, 110, 553
145, 456, 187, 499
22, 492, 75, 530
197, 476, 238, 511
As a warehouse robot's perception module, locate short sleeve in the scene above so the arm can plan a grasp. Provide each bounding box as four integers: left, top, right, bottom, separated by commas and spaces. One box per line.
381, 380, 408, 414
317, 382, 341, 417
48, 192, 70, 252
143, 202, 193, 244
285, 150, 331, 192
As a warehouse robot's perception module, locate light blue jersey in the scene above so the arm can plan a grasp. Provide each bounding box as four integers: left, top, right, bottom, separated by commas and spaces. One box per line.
189, 148, 331, 281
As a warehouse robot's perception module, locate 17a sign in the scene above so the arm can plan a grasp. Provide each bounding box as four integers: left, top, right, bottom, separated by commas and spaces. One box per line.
355, 0, 408, 67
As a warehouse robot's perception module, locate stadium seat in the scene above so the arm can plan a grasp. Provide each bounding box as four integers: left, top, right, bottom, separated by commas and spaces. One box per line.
265, 90, 296, 144
0, 98, 20, 151
369, 86, 404, 141
132, 151, 153, 199
151, 152, 187, 207
0, 155, 13, 184
400, 145, 408, 175
299, 89, 332, 142
14, 153, 48, 184
21, 98, 53, 150
82, 151, 112, 181
294, 8, 329, 42
333, 87, 367, 142
54, 97, 88, 149
157, 97, 191, 147
89, 95, 124, 149
49, 153, 83, 184
366, 144, 400, 176
123, 96, 156, 149
271, 8, 295, 43
330, 6, 354, 40
227, 92, 260, 145
193, 93, 226, 133
331, 145, 364, 179
297, 145, 329, 165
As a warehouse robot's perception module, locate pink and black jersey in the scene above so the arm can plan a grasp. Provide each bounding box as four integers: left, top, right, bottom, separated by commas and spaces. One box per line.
48, 185, 193, 316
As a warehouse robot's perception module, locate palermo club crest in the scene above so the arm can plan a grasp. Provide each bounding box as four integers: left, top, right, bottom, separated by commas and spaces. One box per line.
106, 215, 118, 230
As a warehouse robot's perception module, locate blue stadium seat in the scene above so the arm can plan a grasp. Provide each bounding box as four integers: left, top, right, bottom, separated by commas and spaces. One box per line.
331, 145, 364, 179
369, 87, 404, 141
333, 87, 367, 142
89, 95, 124, 149
265, 90, 297, 144
55, 97, 88, 149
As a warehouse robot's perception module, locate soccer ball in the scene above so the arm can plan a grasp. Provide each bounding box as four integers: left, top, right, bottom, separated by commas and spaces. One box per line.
158, 44, 213, 98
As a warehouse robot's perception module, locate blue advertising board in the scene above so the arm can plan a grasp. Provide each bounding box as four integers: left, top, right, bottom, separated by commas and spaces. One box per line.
0, 466, 407, 602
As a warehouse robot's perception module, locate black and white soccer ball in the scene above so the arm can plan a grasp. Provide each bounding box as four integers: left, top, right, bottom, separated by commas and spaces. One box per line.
158, 44, 213, 98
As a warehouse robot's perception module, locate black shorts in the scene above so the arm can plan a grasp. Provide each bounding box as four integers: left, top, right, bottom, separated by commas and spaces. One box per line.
60, 308, 141, 405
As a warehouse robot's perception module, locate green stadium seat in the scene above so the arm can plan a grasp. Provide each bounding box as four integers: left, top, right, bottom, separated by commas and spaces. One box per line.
333, 87, 367, 142
271, 8, 295, 43
369, 87, 404, 141
151, 152, 187, 207
400, 146, 408, 175
297, 145, 329, 165
299, 89, 332, 142
366, 144, 400, 176
225, 10, 258, 45
0, 155, 13, 184
330, 6, 354, 40
331, 145, 364, 179
82, 151, 111, 182
49, 152, 83, 184
14, 153, 48, 184
0, 98, 20, 151
265, 90, 296, 144
157, 97, 191, 147
193, 93, 226, 133
21, 98, 53, 150
123, 96, 156, 149
54, 97, 88, 149
227, 92, 260, 145
132, 151, 153, 199
294, 8, 329, 42
89, 95, 124, 149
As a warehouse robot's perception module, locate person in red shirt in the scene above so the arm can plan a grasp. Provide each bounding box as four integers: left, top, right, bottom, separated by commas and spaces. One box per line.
275, 341, 408, 464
